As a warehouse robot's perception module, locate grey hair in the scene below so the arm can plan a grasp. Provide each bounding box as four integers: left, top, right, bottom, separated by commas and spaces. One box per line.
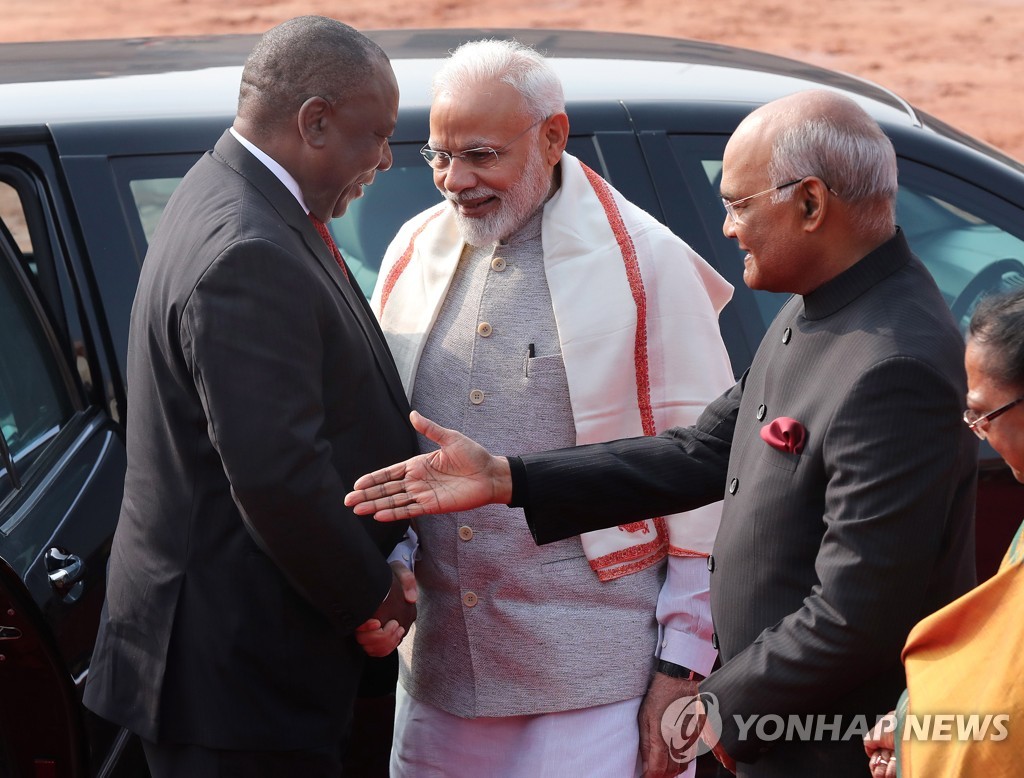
969, 288, 1024, 389
432, 39, 565, 120
238, 16, 387, 131
768, 95, 899, 235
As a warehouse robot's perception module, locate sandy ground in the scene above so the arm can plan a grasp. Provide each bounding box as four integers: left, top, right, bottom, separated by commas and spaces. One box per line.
2, 0, 1022, 162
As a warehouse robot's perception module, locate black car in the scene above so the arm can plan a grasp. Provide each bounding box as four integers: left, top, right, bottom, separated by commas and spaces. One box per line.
1, 28, 1023, 777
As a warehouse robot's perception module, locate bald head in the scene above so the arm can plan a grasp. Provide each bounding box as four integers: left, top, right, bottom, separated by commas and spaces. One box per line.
740, 89, 898, 238
237, 16, 389, 137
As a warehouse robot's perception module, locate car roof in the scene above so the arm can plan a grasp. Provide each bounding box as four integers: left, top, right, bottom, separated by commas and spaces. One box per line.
0, 27, 1018, 171
0, 28, 916, 123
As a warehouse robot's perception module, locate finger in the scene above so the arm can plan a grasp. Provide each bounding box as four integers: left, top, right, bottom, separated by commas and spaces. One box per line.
372, 500, 429, 523
355, 619, 382, 632
348, 464, 410, 496
399, 569, 418, 603
349, 488, 426, 519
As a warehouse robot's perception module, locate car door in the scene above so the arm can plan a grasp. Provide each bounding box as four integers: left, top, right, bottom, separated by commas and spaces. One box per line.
0, 160, 128, 777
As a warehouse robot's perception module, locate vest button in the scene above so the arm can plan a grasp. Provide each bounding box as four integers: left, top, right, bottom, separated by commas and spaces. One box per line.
707, 554, 715, 572
469, 389, 485, 405
712, 632, 719, 649
782, 327, 792, 344
458, 525, 474, 541
729, 478, 739, 495
491, 257, 507, 272
757, 403, 767, 421
477, 322, 493, 337
463, 591, 479, 607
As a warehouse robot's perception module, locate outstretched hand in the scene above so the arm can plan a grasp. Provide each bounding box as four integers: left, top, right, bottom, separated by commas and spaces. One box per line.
345, 411, 514, 522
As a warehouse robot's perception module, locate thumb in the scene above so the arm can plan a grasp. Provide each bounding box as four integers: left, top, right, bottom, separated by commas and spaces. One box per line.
394, 564, 418, 604
410, 410, 459, 448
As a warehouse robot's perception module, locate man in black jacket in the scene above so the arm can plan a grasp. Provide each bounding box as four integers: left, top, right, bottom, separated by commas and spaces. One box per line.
85, 17, 416, 776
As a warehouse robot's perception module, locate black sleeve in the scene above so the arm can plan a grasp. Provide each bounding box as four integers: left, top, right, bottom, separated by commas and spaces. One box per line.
517, 379, 742, 544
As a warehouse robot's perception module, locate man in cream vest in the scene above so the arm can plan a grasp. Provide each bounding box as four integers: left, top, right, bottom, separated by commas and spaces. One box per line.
372, 40, 735, 777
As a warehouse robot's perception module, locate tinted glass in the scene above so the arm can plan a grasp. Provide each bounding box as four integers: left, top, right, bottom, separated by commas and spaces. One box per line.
671, 135, 1024, 333
0, 236, 74, 503
129, 177, 183, 243
330, 146, 441, 299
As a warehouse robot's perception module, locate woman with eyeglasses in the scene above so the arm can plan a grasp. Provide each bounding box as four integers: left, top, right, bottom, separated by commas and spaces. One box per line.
864, 287, 1024, 777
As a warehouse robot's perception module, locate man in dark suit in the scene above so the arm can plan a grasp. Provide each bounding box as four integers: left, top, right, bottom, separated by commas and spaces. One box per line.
345, 90, 978, 777
84, 17, 417, 777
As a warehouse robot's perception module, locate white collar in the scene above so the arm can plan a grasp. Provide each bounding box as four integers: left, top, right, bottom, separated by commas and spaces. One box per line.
229, 127, 310, 214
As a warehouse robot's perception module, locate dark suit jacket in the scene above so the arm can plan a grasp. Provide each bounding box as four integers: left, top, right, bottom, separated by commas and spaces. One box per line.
512, 231, 977, 777
84, 131, 416, 750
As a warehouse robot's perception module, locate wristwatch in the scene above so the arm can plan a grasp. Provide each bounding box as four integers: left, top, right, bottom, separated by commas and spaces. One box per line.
656, 658, 704, 681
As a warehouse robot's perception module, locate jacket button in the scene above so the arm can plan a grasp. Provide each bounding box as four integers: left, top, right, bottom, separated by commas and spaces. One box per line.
707, 554, 715, 572
477, 322, 493, 337
712, 632, 719, 649
491, 257, 507, 272
757, 403, 767, 421
458, 525, 474, 541
782, 327, 792, 344
469, 389, 485, 405
729, 478, 739, 495
463, 591, 478, 607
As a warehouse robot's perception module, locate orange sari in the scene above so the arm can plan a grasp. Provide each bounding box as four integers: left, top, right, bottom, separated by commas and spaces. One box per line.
899, 519, 1024, 776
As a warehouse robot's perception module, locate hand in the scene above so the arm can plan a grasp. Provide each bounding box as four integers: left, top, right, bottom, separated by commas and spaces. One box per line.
639, 673, 699, 778
345, 411, 513, 522
864, 711, 897, 778
356, 562, 418, 657
354, 616, 404, 657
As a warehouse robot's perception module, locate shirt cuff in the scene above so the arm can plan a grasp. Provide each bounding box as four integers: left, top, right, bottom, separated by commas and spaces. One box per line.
386, 528, 419, 571
658, 626, 719, 677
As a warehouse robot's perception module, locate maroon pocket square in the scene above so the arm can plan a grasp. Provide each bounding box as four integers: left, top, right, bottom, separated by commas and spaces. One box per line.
760, 416, 807, 455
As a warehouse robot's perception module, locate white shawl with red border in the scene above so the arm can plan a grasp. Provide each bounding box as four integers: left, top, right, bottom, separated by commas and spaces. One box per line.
372, 152, 735, 580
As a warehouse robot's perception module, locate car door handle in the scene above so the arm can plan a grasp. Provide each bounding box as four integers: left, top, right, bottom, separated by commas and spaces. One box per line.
45, 547, 85, 598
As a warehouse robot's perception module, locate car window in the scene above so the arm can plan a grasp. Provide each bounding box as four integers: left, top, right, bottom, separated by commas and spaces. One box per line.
0, 229, 75, 506
109, 154, 203, 268
895, 160, 1024, 334
129, 177, 183, 243
0, 182, 31, 256
670, 136, 1024, 335
331, 145, 442, 298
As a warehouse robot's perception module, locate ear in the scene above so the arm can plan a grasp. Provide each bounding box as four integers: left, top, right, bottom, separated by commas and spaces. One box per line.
297, 96, 333, 149
542, 112, 570, 166
799, 176, 831, 233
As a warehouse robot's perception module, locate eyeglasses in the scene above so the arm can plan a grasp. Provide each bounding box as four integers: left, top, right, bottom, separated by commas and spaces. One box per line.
420, 117, 545, 170
721, 177, 807, 223
963, 396, 1024, 440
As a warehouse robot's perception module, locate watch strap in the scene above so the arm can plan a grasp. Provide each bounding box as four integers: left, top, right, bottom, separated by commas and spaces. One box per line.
656, 658, 703, 681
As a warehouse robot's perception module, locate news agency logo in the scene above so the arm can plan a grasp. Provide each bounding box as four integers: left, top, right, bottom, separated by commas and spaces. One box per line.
660, 693, 722, 764
660, 694, 1010, 763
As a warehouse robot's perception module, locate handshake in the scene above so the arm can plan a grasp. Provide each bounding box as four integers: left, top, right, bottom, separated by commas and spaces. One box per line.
355, 560, 418, 657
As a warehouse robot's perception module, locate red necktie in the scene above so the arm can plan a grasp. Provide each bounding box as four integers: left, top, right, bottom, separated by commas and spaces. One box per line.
308, 213, 350, 282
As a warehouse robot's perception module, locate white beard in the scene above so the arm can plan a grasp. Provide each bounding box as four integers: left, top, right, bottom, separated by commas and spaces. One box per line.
445, 149, 552, 247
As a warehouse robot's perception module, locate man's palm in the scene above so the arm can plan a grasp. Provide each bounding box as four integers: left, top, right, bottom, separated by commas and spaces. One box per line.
345, 411, 509, 521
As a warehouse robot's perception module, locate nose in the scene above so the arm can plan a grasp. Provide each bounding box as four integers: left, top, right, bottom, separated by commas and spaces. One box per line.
437, 156, 477, 194
722, 212, 738, 239
377, 141, 394, 172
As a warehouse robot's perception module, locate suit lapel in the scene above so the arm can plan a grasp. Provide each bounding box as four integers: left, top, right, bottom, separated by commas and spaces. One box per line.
212, 131, 411, 413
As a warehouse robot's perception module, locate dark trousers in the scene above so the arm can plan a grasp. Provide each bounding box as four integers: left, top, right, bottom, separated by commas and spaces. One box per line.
142, 740, 343, 778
